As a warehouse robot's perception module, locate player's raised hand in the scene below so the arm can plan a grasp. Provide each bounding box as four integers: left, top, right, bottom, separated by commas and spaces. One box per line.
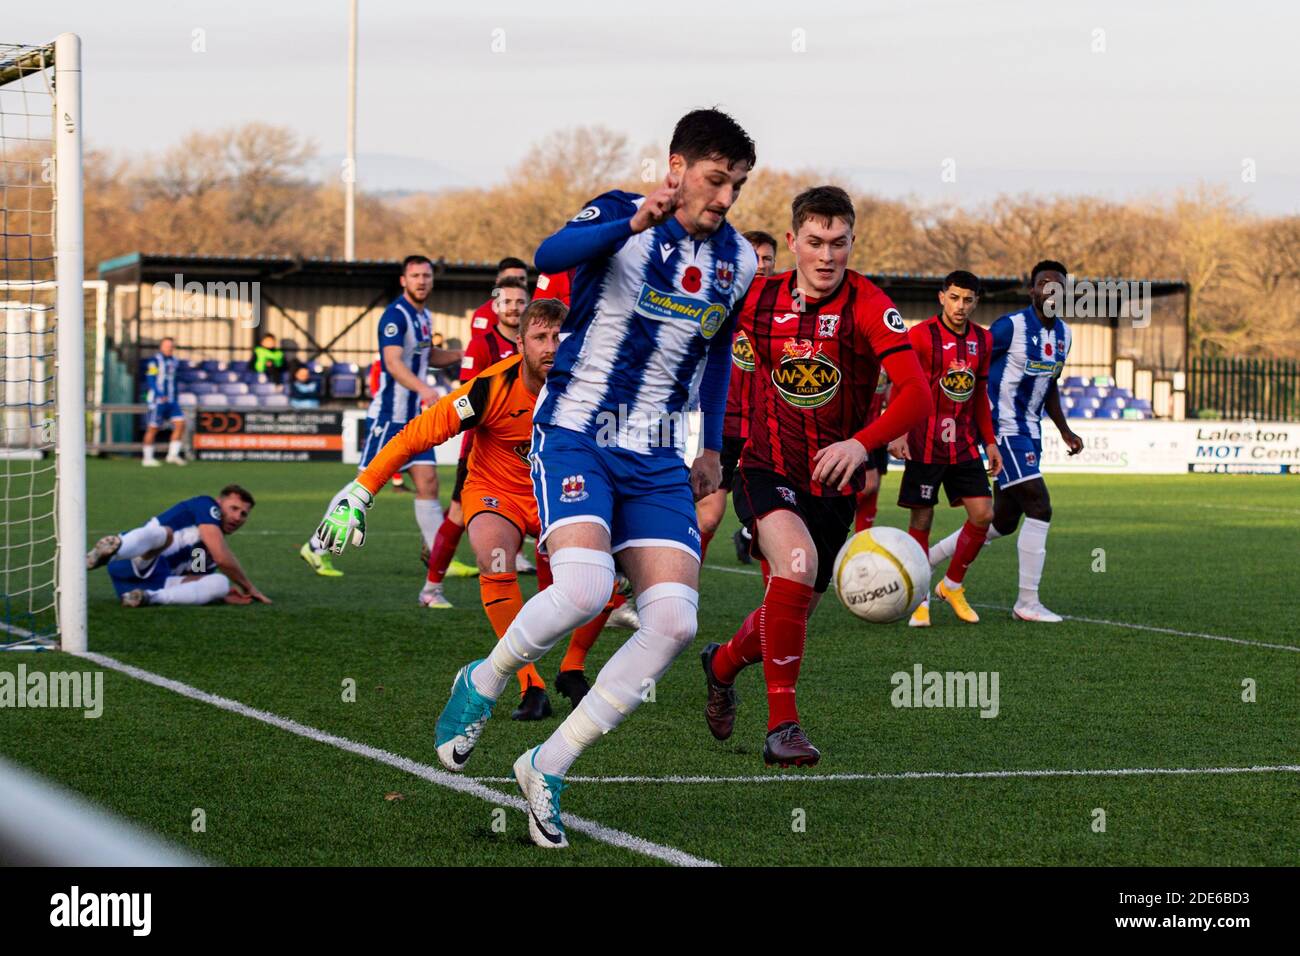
314, 481, 374, 555
984, 442, 1003, 478
812, 438, 868, 491
629, 172, 681, 234
887, 436, 910, 461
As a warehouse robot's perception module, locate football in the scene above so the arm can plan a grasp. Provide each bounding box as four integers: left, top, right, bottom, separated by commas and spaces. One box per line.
832, 526, 931, 623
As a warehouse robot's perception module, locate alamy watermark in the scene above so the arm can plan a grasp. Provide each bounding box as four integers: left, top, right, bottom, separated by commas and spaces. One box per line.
1042, 275, 1151, 328
890, 662, 999, 718
150, 273, 261, 328
593, 404, 692, 453
0, 665, 103, 718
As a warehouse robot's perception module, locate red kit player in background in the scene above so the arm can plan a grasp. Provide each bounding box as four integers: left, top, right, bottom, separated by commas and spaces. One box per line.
888, 270, 1003, 627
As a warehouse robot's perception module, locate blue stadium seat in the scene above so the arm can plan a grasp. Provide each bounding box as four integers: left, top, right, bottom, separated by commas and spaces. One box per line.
198, 393, 226, 407
231, 394, 259, 408
190, 382, 218, 395
179, 392, 198, 406
218, 383, 249, 395
330, 372, 361, 399
1065, 376, 1088, 389
1067, 407, 1093, 419
1099, 408, 1121, 420
261, 394, 290, 408
200, 360, 225, 373
229, 360, 250, 373
251, 383, 280, 396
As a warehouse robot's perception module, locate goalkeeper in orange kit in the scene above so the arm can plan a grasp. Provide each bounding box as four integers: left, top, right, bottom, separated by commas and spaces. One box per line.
312, 298, 610, 720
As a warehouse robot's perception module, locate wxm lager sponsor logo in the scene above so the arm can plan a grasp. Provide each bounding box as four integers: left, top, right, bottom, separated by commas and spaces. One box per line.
773, 340, 841, 409
731, 330, 755, 372
939, 363, 976, 402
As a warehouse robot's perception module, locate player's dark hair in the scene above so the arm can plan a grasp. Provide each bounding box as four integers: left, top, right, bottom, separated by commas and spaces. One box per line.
791, 185, 855, 234
743, 229, 778, 251
494, 275, 528, 293
943, 270, 982, 295
220, 484, 255, 507
496, 257, 528, 275
402, 254, 433, 273
1030, 259, 1068, 283
523, 298, 567, 329
669, 108, 756, 170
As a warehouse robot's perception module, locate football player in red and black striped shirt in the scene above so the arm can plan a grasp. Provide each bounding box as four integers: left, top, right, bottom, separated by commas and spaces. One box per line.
695, 229, 777, 566
701, 186, 931, 766
887, 271, 1003, 627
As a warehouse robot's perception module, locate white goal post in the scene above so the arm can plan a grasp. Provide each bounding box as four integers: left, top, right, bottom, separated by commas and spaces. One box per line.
0, 34, 86, 652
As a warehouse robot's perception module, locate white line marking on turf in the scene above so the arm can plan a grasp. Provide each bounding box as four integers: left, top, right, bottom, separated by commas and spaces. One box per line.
75, 651, 717, 867
701, 564, 1299, 653
471, 765, 1300, 785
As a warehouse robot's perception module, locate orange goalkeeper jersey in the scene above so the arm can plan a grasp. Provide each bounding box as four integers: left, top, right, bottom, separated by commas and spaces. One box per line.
356, 354, 537, 500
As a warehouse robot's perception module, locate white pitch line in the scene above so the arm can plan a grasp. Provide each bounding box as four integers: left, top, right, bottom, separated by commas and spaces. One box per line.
1193, 503, 1300, 517
701, 563, 1299, 653
74, 651, 717, 867
472, 764, 1300, 785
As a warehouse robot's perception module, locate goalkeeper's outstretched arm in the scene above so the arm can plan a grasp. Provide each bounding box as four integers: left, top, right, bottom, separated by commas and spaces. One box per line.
313, 382, 478, 555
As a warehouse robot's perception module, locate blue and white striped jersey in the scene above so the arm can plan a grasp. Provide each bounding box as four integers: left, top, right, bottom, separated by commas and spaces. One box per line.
533, 190, 758, 459
988, 307, 1072, 440
145, 352, 178, 404
366, 296, 432, 424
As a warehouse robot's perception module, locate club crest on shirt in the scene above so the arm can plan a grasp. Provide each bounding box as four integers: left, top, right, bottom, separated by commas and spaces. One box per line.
513, 441, 531, 463
731, 330, 755, 372
559, 474, 589, 503
817, 313, 841, 338
773, 339, 841, 409
714, 260, 735, 293
939, 361, 976, 403
777, 486, 797, 506
480, 495, 500, 509
1025, 451, 1037, 466
967, 340, 979, 356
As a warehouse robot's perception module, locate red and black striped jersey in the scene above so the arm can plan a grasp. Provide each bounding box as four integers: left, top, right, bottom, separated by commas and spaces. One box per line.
904, 315, 994, 464
460, 324, 517, 384
738, 270, 911, 496
722, 327, 756, 441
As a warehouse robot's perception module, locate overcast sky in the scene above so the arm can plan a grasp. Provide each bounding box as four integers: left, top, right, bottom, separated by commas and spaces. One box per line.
13, 0, 1300, 213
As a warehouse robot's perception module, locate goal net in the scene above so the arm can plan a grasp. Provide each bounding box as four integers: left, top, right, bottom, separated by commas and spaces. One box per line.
0, 36, 85, 651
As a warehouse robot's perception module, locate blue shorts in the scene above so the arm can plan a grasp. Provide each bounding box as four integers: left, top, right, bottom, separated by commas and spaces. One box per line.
360, 417, 438, 470
530, 423, 701, 559
146, 401, 183, 429
107, 556, 171, 598
995, 435, 1043, 489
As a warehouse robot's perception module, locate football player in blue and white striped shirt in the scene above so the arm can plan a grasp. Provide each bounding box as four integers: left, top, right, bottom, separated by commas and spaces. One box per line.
928, 260, 1084, 622
300, 255, 462, 578
429, 109, 759, 849
141, 337, 185, 467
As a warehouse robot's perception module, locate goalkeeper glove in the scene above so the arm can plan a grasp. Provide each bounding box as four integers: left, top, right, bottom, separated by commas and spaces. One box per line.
314, 481, 374, 555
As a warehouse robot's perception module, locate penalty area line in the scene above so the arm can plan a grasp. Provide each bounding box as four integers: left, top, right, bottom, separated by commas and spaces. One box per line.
73, 651, 718, 867
472, 764, 1300, 785
700, 563, 1298, 653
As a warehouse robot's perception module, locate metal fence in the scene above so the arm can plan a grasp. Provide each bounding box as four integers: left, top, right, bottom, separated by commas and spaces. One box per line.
1187, 355, 1300, 422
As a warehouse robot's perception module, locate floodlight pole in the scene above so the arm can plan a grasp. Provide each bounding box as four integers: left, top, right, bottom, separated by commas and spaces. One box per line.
344, 0, 357, 261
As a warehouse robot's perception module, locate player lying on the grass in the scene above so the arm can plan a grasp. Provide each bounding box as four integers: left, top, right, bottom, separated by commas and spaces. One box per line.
300, 254, 462, 579
925, 259, 1083, 622
701, 186, 930, 767
313, 299, 622, 720
694, 228, 777, 568
887, 270, 1003, 627
86, 484, 269, 607
420, 108, 759, 849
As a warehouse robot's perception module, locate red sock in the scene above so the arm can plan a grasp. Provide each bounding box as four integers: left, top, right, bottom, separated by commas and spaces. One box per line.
713, 605, 762, 684
535, 549, 552, 590
699, 529, 714, 561
854, 489, 879, 531
946, 520, 988, 585
760, 577, 814, 731
908, 526, 930, 556
425, 517, 464, 584
760, 559, 771, 589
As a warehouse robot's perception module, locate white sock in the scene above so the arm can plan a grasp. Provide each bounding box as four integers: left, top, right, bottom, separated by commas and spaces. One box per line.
148, 573, 230, 606
142, 444, 156, 463
414, 497, 444, 549
117, 520, 169, 561
533, 582, 698, 777
1016, 518, 1050, 606
929, 524, 1001, 568
471, 547, 614, 700
167, 439, 182, 459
